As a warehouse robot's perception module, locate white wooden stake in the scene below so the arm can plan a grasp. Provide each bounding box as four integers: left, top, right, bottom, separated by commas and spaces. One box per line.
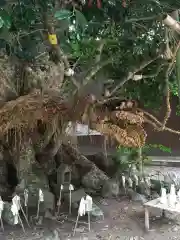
24, 189, 28, 219
87, 211, 90, 231
18, 213, 26, 233
0, 197, 4, 231
69, 184, 74, 214
36, 201, 40, 219
0, 218, 3, 232
57, 184, 63, 216
73, 212, 80, 236
36, 189, 44, 219
122, 175, 126, 194
134, 175, 138, 191
86, 195, 92, 232
19, 202, 30, 228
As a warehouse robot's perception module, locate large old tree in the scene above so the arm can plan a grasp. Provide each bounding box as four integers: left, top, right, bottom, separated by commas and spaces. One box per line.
0, 0, 179, 199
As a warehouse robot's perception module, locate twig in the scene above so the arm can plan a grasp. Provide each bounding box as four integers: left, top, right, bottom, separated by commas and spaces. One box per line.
138, 109, 162, 126
136, 106, 180, 135
144, 117, 180, 135
73, 40, 107, 93
125, 15, 159, 23
161, 41, 180, 129
82, 59, 111, 87
109, 56, 160, 96
141, 63, 166, 79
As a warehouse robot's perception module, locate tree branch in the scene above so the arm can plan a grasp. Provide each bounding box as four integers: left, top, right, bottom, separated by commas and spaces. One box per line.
125, 15, 159, 23
109, 56, 160, 97
140, 108, 180, 135
42, 13, 81, 89
144, 117, 180, 135
160, 41, 180, 129
82, 59, 111, 87
95, 40, 105, 64
139, 63, 166, 79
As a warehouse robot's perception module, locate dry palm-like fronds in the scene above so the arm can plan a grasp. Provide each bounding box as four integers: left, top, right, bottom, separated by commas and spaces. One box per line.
93, 122, 147, 148
111, 110, 144, 125
80, 101, 147, 147
0, 84, 148, 148
0, 90, 68, 135
126, 124, 147, 146
0, 89, 97, 136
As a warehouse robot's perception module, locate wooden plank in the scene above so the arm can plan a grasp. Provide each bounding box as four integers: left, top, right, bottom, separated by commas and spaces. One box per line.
144, 197, 180, 214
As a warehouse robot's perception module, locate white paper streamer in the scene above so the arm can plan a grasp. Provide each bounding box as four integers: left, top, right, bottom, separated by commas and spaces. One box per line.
60, 185, 64, 190
140, 178, 144, 183
69, 184, 74, 191
24, 189, 28, 207
169, 184, 176, 207
85, 195, 92, 212
0, 197, 4, 218
170, 184, 176, 196
12, 195, 20, 211
11, 203, 19, 224
39, 189, 44, 202
0, 197, 4, 211
128, 177, 133, 188
134, 175, 138, 186
11, 195, 21, 225
122, 175, 126, 188
145, 177, 151, 187
78, 197, 86, 217
178, 189, 180, 201
160, 187, 167, 205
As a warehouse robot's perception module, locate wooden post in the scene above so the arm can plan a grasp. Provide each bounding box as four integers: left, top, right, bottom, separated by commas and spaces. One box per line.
162, 209, 166, 218
145, 207, 150, 231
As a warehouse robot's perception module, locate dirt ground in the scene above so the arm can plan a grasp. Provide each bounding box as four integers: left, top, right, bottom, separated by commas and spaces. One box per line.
2, 196, 180, 240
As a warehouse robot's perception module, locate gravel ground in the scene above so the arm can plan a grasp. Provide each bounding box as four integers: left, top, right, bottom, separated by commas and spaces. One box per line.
2, 197, 180, 240
3, 165, 180, 240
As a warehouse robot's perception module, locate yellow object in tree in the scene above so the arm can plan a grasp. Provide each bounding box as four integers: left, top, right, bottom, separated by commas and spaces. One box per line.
48, 34, 58, 45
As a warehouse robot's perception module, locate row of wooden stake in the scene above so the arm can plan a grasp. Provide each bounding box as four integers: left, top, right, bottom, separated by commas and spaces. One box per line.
0, 184, 93, 236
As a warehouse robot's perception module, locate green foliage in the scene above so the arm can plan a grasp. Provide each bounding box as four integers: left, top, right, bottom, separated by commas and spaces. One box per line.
114, 143, 171, 172
54, 9, 72, 20
0, 0, 178, 108
75, 9, 88, 30
170, 82, 179, 97
114, 146, 142, 172
143, 144, 172, 153
176, 105, 180, 116
0, 9, 11, 29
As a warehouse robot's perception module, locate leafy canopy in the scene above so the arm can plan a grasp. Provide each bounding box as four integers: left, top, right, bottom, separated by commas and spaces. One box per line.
0, 0, 179, 108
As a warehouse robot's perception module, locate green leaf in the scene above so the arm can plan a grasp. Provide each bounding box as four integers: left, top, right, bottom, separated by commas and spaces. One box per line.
0, 16, 3, 28
75, 9, 87, 29
0, 9, 11, 29
54, 9, 72, 20
56, 19, 70, 32
25, 9, 36, 24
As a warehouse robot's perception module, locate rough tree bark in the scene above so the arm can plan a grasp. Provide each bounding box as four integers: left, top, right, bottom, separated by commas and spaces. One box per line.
62, 143, 109, 190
